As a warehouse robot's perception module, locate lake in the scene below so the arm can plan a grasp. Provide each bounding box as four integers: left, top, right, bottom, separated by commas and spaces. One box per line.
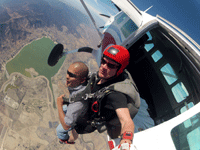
6, 37, 66, 106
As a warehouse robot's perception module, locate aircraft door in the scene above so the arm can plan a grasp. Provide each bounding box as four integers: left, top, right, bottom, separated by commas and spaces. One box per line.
146, 28, 199, 123
127, 28, 200, 125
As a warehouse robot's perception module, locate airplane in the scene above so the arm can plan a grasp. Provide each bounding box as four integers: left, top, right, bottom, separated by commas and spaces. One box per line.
47, 0, 200, 149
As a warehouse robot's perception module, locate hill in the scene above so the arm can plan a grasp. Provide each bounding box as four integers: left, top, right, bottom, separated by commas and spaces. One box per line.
0, 0, 90, 42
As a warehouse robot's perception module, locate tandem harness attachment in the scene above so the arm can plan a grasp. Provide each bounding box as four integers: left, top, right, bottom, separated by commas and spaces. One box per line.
62, 73, 109, 133
62, 73, 96, 104
63, 70, 140, 134
86, 86, 111, 133
87, 88, 117, 134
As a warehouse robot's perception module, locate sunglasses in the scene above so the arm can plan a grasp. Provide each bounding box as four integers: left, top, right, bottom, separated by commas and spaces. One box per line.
101, 58, 119, 69
67, 70, 77, 78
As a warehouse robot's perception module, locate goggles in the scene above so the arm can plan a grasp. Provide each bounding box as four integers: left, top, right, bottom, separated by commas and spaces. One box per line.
67, 70, 77, 78
101, 58, 119, 69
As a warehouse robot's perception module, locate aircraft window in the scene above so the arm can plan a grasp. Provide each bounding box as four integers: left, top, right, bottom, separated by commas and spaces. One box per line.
121, 19, 138, 38
151, 50, 163, 62
160, 63, 178, 85
171, 112, 200, 150
146, 31, 152, 40
180, 102, 199, 128
187, 127, 200, 150
117, 13, 128, 24
144, 43, 154, 52
172, 82, 189, 103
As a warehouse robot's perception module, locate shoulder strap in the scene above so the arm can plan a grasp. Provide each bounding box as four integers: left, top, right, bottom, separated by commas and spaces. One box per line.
62, 97, 70, 105
105, 70, 140, 109
69, 73, 96, 103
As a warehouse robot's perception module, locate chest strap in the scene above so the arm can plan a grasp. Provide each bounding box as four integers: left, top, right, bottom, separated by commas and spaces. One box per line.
62, 73, 96, 104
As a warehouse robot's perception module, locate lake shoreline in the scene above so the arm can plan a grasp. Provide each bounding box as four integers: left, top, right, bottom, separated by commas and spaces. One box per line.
4, 36, 63, 108
5, 36, 57, 75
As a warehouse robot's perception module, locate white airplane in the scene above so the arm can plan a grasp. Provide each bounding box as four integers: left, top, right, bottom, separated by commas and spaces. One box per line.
48, 0, 200, 149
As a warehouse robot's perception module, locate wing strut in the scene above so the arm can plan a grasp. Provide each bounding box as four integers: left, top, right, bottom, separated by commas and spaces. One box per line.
79, 0, 102, 40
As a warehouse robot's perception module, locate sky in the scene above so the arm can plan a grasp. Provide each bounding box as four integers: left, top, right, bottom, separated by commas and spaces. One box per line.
63, 0, 200, 46
131, 0, 200, 46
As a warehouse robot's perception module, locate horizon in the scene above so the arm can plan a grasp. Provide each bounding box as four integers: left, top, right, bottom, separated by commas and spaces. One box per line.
1, 0, 199, 47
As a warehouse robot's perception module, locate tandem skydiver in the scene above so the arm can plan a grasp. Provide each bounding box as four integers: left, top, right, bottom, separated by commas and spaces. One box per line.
56, 62, 89, 144
69, 45, 140, 150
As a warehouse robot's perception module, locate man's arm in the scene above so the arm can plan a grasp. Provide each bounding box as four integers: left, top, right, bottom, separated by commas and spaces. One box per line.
116, 108, 134, 145
68, 129, 79, 142
57, 94, 71, 130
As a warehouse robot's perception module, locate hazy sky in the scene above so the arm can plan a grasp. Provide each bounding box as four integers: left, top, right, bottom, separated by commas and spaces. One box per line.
60, 0, 111, 28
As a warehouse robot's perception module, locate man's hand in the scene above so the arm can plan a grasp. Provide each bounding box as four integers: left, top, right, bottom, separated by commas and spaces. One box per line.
120, 139, 131, 150
57, 94, 71, 130
120, 142, 130, 150
120, 139, 132, 145
112, 142, 130, 150
57, 94, 65, 106
115, 108, 134, 150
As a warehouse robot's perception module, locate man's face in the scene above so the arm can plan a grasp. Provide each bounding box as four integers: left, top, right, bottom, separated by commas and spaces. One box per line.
66, 65, 83, 88
98, 57, 119, 80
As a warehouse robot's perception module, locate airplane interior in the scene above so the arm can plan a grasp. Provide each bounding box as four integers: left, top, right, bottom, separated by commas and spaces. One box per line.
126, 26, 200, 126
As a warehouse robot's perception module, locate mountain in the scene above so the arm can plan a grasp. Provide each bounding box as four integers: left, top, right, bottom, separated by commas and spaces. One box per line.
0, 0, 90, 40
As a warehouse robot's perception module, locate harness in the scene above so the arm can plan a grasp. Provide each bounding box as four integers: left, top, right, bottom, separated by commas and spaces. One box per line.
64, 70, 140, 133
86, 70, 140, 132
62, 73, 96, 104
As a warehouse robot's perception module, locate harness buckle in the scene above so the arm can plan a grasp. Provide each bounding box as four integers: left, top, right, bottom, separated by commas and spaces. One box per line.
92, 101, 99, 112
82, 93, 95, 100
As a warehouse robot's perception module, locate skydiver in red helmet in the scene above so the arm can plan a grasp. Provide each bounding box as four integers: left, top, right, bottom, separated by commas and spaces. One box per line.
73, 45, 140, 149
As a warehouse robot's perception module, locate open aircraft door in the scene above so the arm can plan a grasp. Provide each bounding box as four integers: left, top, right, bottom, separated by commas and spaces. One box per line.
121, 14, 200, 150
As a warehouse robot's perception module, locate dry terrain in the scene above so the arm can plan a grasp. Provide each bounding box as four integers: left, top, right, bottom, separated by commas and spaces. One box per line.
0, 0, 110, 149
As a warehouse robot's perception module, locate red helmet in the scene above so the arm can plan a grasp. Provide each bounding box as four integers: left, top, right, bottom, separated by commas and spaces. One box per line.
103, 45, 130, 76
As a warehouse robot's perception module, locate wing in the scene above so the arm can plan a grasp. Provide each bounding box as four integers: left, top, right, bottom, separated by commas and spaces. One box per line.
79, 0, 103, 40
